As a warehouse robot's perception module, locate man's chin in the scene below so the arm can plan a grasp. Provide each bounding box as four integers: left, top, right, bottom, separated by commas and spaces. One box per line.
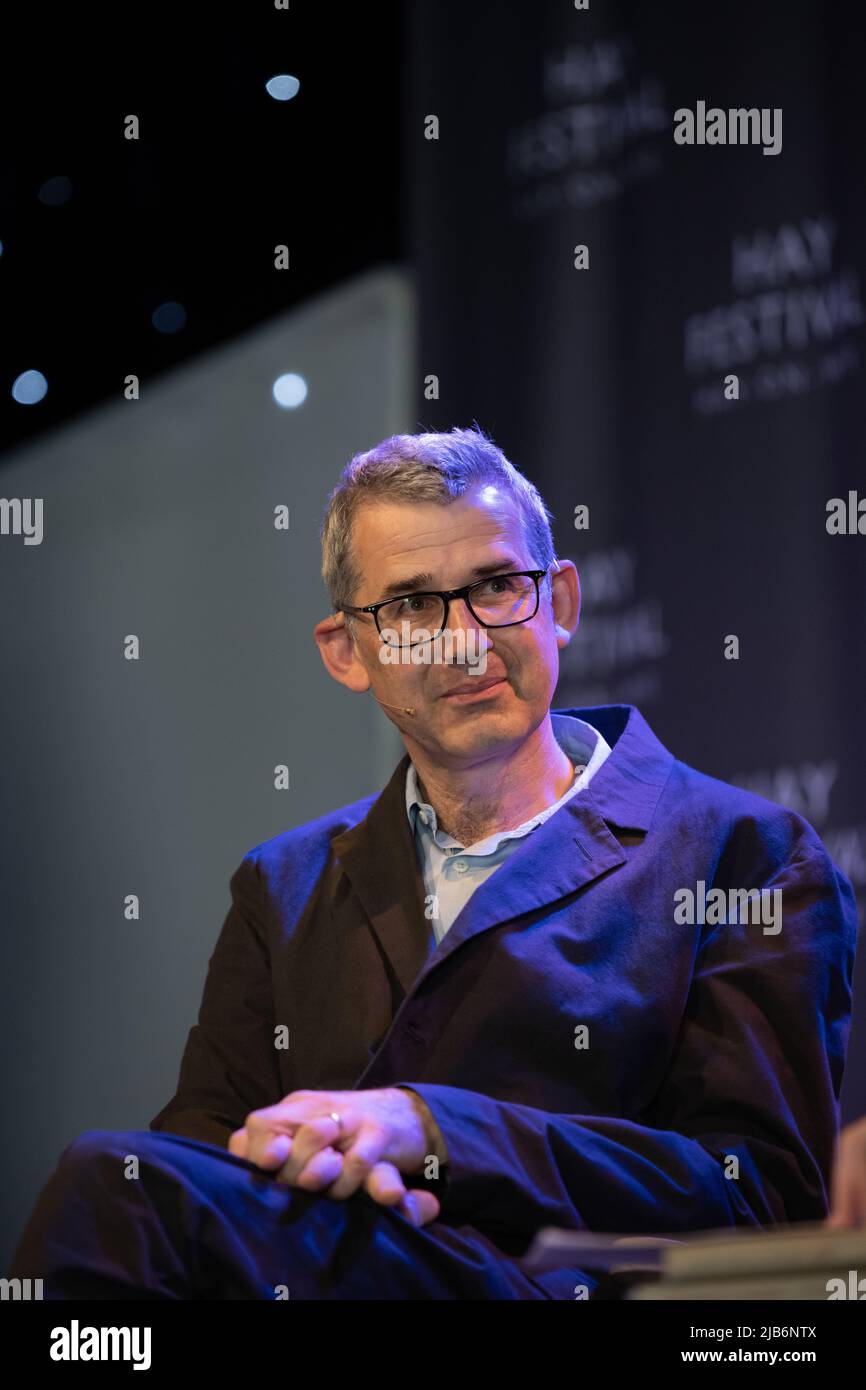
432, 707, 527, 753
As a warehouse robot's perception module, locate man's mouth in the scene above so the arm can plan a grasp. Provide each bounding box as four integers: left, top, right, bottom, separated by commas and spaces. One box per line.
441, 674, 508, 701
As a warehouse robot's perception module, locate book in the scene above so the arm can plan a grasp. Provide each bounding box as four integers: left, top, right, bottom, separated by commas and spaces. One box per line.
520, 1221, 866, 1282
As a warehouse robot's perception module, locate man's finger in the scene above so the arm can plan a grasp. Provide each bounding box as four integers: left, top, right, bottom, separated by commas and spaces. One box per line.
242, 1116, 295, 1170
827, 1128, 866, 1228
243, 1106, 309, 1170
228, 1128, 249, 1159
324, 1124, 388, 1200
272, 1114, 343, 1184
400, 1189, 441, 1226
363, 1160, 407, 1204
278, 1145, 344, 1191
363, 1161, 441, 1225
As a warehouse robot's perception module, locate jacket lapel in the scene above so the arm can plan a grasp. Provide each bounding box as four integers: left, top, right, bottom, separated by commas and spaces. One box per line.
330, 756, 435, 1001
331, 704, 675, 1007
410, 704, 676, 985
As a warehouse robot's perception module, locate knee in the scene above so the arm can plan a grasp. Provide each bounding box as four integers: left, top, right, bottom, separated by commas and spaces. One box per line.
57, 1130, 154, 1181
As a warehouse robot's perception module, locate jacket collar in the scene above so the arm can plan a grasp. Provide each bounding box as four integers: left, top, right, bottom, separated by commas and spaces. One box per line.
331, 704, 675, 1007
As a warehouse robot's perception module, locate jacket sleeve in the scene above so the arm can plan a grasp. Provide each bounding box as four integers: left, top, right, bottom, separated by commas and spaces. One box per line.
397, 816, 859, 1249
149, 854, 284, 1148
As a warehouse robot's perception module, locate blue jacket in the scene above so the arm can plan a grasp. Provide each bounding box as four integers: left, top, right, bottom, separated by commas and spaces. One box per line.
150, 704, 859, 1253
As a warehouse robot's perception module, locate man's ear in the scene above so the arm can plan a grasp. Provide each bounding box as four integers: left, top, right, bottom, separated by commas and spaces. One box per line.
313, 612, 371, 693
549, 560, 580, 648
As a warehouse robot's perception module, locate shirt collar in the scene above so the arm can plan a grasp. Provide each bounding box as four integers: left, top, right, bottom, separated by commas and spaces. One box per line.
405, 713, 612, 855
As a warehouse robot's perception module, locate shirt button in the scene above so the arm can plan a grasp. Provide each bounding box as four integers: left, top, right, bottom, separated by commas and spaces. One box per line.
454, 859, 468, 873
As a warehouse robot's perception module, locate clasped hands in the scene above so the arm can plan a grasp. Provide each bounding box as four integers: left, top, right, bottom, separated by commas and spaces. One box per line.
228, 1086, 447, 1227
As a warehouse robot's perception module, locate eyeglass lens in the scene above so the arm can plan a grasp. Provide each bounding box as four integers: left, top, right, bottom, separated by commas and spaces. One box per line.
376, 574, 538, 646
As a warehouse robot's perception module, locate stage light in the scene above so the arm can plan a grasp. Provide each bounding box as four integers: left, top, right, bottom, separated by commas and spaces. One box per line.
272, 373, 308, 409
12, 370, 48, 405
37, 176, 73, 206
265, 75, 300, 102
151, 301, 187, 334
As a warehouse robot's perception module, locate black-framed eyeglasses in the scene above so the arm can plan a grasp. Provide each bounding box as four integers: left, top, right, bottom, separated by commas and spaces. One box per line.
340, 567, 551, 648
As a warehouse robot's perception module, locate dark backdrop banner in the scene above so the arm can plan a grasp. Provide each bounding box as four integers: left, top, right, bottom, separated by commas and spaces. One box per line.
408, 0, 865, 1119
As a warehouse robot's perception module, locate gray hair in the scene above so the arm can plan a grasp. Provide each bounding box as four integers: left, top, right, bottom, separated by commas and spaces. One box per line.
319, 425, 557, 629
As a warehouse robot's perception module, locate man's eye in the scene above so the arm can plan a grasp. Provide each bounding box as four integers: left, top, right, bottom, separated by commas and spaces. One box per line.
477, 576, 517, 597
395, 595, 438, 614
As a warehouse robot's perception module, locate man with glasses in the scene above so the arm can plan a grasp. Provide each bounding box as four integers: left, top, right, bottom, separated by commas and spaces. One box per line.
9, 425, 858, 1299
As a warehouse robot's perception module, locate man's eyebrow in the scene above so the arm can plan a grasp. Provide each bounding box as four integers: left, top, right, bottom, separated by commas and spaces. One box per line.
376, 557, 524, 601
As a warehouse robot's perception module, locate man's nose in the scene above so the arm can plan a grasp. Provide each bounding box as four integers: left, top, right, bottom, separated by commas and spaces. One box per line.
444, 595, 482, 633
442, 597, 494, 653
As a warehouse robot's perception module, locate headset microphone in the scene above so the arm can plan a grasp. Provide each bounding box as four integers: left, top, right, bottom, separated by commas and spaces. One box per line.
373, 697, 417, 716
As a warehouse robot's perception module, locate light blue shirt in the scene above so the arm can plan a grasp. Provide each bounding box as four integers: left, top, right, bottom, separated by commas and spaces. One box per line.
406, 714, 612, 945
